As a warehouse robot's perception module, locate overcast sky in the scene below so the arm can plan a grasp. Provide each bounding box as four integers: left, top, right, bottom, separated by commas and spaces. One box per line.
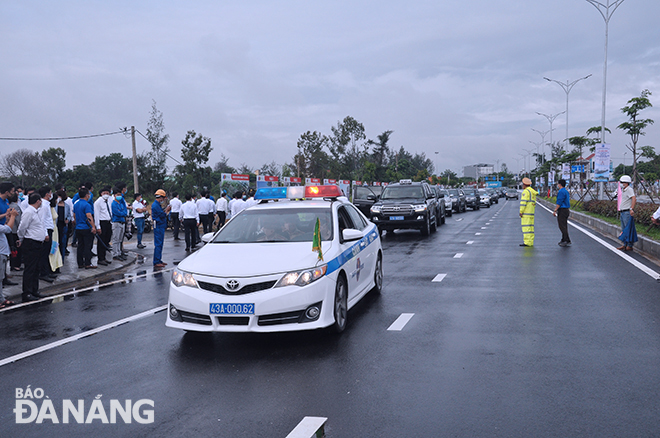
1, 0, 659, 177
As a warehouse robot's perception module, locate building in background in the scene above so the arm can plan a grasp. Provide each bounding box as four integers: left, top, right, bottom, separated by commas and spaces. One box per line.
463, 164, 494, 180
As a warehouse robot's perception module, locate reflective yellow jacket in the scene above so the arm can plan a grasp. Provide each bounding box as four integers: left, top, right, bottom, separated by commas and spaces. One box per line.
520, 187, 538, 216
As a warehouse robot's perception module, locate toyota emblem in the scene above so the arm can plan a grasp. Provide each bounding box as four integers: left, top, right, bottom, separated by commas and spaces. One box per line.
226, 279, 240, 291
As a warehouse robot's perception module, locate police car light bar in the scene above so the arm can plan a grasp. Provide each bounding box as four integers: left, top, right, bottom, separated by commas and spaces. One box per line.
254, 185, 343, 201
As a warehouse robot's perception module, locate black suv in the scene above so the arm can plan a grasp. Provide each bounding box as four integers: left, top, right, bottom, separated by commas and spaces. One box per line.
370, 180, 439, 236
352, 185, 383, 217
463, 188, 481, 210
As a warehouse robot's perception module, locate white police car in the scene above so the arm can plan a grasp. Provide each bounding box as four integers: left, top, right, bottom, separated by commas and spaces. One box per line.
166, 185, 383, 334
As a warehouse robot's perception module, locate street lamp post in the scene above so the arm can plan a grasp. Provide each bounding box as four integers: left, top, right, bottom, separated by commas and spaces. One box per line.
434, 151, 439, 178
536, 111, 566, 151
543, 75, 592, 149
531, 128, 552, 166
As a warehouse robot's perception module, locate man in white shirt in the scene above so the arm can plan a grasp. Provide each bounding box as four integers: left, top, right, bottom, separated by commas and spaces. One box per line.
94, 187, 113, 265
169, 192, 182, 240
244, 188, 259, 209
17, 193, 46, 301
37, 186, 56, 281
197, 191, 214, 234
617, 175, 637, 251
181, 194, 200, 251
132, 193, 148, 249
215, 192, 228, 230
230, 192, 247, 218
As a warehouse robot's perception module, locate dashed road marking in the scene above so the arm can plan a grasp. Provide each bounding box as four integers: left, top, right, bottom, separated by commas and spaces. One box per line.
388, 313, 415, 331
454, 253, 464, 258
481, 227, 487, 229
432, 273, 447, 282
0, 305, 167, 367
455, 218, 463, 222
475, 232, 482, 235
466, 241, 474, 245
286, 416, 328, 438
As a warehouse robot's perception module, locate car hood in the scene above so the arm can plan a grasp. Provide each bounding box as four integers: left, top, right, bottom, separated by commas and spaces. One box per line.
178, 241, 333, 277
378, 198, 424, 204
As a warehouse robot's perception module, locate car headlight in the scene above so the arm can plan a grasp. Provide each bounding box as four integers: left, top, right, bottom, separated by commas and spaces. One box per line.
275, 265, 327, 287
171, 268, 199, 288
413, 204, 427, 212
370, 205, 382, 213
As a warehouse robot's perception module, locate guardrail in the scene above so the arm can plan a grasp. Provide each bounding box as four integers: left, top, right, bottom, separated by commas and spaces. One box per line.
285, 416, 327, 438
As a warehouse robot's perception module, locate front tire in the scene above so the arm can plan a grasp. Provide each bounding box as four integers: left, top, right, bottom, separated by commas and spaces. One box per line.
421, 215, 431, 236
332, 275, 348, 333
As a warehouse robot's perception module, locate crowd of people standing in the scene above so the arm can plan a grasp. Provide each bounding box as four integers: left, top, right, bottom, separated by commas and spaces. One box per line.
0, 180, 260, 307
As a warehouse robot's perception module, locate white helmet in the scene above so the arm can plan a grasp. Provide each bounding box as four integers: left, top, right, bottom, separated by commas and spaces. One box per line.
620, 175, 632, 183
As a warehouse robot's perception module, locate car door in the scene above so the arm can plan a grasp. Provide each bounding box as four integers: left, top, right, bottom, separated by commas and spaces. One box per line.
344, 204, 378, 296
337, 205, 370, 300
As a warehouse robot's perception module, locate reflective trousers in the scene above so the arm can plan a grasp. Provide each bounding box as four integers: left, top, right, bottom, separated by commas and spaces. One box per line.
521, 214, 535, 246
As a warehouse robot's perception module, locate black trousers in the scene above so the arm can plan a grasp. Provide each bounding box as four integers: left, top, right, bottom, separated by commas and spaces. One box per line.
201, 213, 214, 234
216, 212, 226, 230
183, 218, 197, 249
98, 220, 112, 262
40, 228, 54, 276
22, 238, 42, 297
171, 212, 180, 238
76, 228, 94, 267
557, 208, 570, 243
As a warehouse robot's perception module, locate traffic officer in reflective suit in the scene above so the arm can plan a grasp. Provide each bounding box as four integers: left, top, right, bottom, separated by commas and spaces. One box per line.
519, 177, 538, 247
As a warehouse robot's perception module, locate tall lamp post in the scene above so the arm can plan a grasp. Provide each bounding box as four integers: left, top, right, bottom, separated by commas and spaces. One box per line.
531, 128, 552, 166
543, 75, 592, 149
536, 111, 565, 150
434, 151, 439, 179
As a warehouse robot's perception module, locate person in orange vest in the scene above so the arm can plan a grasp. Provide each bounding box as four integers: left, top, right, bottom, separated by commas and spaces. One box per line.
519, 178, 538, 247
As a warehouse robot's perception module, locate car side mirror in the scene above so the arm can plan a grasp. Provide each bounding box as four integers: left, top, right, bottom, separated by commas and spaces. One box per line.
201, 232, 214, 243
342, 229, 363, 242
367, 194, 375, 201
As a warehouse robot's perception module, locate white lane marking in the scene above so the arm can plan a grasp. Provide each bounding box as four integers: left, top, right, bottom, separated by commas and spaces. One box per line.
486, 222, 491, 225
467, 241, 474, 245
475, 232, 482, 235
537, 203, 660, 280
0, 268, 175, 313
388, 313, 415, 331
432, 274, 447, 282
286, 416, 328, 438
455, 218, 463, 222
481, 227, 487, 229
0, 305, 167, 367
454, 253, 464, 258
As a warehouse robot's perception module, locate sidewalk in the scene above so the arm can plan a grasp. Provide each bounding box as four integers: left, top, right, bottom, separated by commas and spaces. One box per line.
2, 228, 186, 303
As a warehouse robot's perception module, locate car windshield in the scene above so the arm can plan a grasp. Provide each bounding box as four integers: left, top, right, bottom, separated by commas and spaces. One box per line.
478, 189, 489, 195
354, 186, 382, 199
381, 186, 424, 199
448, 189, 459, 196
211, 208, 333, 243
464, 189, 477, 195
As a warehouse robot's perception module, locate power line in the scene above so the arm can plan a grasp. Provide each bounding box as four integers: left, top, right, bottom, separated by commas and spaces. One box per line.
0, 130, 127, 141
134, 128, 184, 166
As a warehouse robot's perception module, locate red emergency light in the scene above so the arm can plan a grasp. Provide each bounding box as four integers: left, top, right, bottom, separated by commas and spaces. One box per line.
305, 185, 343, 198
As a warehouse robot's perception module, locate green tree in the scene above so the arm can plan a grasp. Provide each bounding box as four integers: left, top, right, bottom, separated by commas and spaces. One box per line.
367, 130, 393, 181
141, 100, 170, 195
328, 116, 367, 179
41, 147, 66, 185
176, 130, 213, 194
294, 131, 329, 178
618, 89, 654, 187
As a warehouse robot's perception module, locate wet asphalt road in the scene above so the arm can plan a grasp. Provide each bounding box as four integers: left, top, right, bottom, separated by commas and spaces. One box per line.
2, 200, 660, 437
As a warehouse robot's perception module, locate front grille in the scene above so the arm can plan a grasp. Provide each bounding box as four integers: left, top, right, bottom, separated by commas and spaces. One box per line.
382, 205, 413, 215
217, 316, 250, 326
258, 310, 304, 326
179, 310, 212, 325
198, 280, 277, 295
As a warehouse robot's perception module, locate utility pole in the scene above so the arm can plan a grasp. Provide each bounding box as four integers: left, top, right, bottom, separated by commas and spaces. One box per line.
543, 75, 592, 149
131, 126, 139, 193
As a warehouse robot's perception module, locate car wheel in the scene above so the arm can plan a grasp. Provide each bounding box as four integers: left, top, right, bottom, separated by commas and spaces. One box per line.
441, 212, 446, 225
462, 204, 466, 213
486, 203, 491, 208
332, 275, 348, 333
421, 215, 431, 236
446, 209, 452, 217
372, 252, 383, 295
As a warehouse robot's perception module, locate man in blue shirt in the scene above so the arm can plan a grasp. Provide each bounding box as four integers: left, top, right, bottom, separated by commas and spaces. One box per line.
74, 188, 98, 268
111, 187, 128, 261
553, 179, 571, 247
152, 189, 171, 268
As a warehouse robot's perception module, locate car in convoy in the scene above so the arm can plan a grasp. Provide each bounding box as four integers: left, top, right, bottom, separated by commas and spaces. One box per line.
352, 185, 383, 217
478, 189, 492, 208
436, 188, 454, 216
446, 188, 467, 213
463, 188, 481, 210
166, 185, 383, 334
486, 188, 499, 204
505, 189, 519, 200
370, 179, 440, 236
